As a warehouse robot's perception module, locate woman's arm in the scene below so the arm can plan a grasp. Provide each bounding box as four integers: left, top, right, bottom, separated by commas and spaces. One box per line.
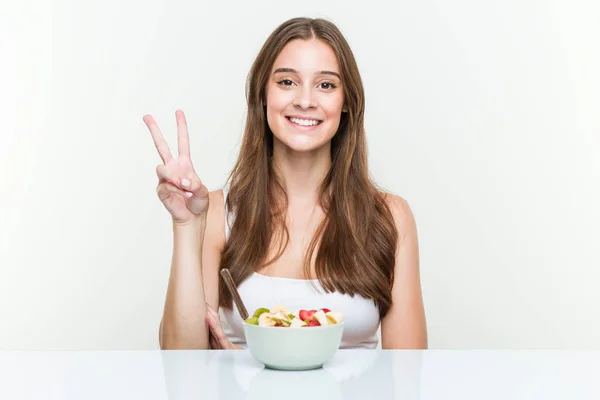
159, 189, 226, 349
381, 195, 428, 349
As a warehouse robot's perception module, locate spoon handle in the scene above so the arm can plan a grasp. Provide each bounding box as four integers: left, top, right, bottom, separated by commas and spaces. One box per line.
220, 268, 249, 320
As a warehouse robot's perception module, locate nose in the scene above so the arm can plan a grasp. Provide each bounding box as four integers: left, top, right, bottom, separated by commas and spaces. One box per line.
292, 87, 317, 109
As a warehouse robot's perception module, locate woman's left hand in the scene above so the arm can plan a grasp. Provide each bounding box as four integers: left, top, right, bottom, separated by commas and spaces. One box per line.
206, 304, 243, 350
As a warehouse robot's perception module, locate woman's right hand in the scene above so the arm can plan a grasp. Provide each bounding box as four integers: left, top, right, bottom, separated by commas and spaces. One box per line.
143, 110, 209, 225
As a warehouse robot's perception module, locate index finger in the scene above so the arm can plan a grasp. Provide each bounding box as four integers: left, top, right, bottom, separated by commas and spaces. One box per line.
143, 114, 173, 164
175, 110, 190, 157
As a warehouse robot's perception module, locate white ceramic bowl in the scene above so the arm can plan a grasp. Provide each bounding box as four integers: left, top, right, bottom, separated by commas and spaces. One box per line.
243, 322, 344, 371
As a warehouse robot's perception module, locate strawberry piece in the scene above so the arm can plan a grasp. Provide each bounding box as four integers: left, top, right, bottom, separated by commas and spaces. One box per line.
321, 308, 331, 313
299, 309, 317, 321
307, 320, 321, 327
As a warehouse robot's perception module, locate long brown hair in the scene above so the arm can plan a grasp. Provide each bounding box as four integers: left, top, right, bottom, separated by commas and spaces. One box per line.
218, 17, 398, 318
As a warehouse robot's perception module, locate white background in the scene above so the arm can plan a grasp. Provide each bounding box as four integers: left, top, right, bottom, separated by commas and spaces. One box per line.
2, 0, 599, 350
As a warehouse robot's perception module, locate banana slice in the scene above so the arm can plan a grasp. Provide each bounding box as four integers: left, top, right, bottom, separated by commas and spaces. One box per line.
269, 305, 290, 315
258, 313, 276, 327
326, 311, 344, 324
312, 310, 329, 326
290, 318, 307, 328
272, 310, 290, 321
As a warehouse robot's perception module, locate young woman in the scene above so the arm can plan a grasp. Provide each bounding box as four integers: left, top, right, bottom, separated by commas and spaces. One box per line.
143, 17, 427, 350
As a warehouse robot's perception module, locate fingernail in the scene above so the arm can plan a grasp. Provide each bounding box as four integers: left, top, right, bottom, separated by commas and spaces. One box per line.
185, 191, 193, 198
181, 178, 190, 188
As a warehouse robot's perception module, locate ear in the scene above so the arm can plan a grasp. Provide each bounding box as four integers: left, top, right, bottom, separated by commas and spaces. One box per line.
342, 105, 348, 113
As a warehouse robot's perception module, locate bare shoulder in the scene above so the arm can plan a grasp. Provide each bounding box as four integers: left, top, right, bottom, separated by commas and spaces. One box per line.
382, 192, 417, 241
380, 191, 427, 349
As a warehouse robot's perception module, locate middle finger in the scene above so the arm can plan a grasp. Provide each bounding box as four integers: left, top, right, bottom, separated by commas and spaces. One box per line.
175, 110, 191, 158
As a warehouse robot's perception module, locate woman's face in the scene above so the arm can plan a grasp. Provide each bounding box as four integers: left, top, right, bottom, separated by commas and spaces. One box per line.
265, 38, 346, 153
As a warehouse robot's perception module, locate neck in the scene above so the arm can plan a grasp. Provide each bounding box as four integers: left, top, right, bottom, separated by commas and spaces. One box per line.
271, 139, 331, 207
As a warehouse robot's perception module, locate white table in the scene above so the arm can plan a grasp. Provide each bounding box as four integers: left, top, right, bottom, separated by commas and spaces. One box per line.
1, 349, 599, 399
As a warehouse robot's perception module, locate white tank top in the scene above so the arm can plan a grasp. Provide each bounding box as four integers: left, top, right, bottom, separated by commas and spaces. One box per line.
219, 186, 380, 349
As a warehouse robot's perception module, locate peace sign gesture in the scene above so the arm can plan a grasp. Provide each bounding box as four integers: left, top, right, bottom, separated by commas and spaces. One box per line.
143, 110, 209, 225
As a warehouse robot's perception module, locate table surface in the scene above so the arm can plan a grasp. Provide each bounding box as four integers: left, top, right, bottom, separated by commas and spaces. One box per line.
2, 349, 599, 399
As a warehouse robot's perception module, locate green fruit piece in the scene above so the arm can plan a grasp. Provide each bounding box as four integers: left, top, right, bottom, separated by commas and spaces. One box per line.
245, 317, 259, 325
252, 307, 270, 318
271, 316, 291, 326
288, 314, 295, 319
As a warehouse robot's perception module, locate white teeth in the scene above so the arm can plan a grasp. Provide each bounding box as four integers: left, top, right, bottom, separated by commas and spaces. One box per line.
289, 117, 320, 126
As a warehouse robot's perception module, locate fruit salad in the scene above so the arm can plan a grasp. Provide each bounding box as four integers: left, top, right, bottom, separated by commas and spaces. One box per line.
244, 305, 344, 328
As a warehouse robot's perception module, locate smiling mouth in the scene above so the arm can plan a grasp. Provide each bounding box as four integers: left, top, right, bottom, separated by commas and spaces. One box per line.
286, 117, 323, 127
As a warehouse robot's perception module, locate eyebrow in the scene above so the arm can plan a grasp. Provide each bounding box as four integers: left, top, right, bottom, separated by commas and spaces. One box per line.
273, 68, 341, 79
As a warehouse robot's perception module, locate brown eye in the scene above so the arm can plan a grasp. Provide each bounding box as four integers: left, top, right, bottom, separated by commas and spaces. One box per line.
319, 82, 337, 90
278, 79, 294, 86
